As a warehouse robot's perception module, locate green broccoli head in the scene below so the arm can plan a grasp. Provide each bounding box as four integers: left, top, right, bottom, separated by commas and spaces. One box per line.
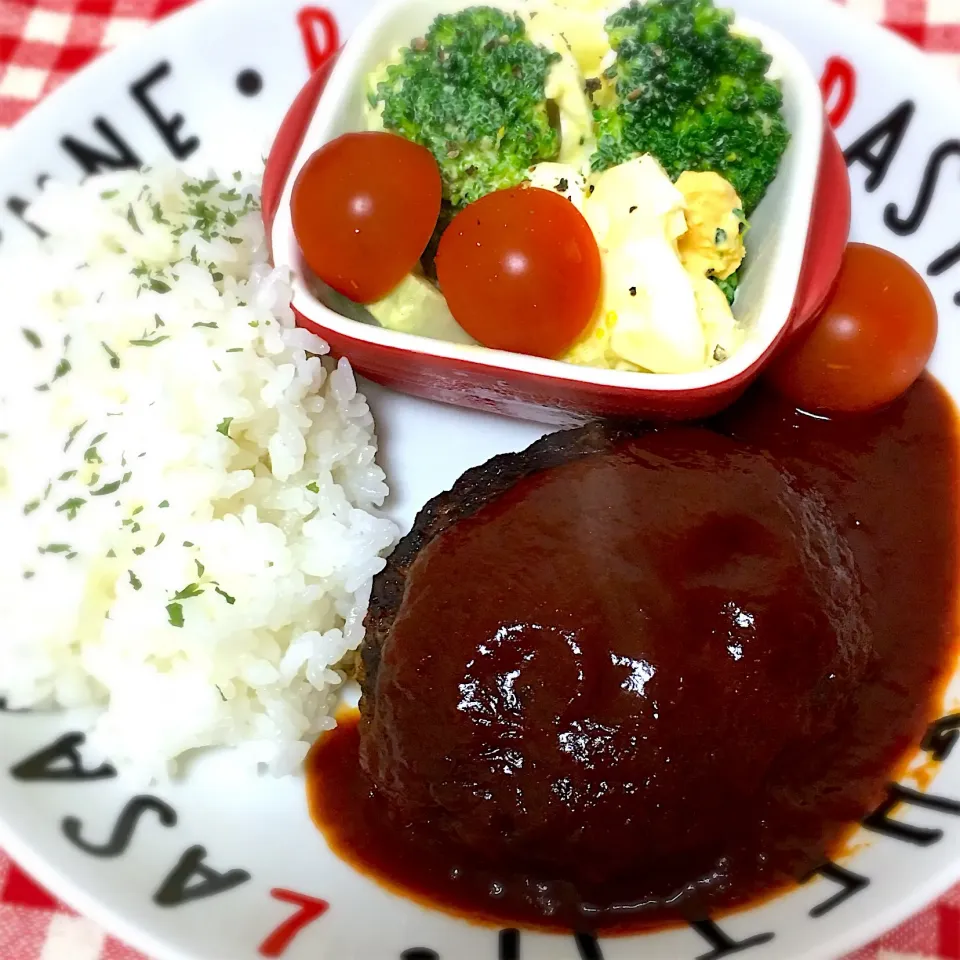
592, 0, 790, 214
373, 7, 561, 208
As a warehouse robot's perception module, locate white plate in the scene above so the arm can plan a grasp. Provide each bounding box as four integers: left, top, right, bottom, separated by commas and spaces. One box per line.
2, 1, 960, 958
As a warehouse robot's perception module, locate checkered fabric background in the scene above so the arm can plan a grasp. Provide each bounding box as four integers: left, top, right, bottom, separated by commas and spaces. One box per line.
1, 0, 960, 957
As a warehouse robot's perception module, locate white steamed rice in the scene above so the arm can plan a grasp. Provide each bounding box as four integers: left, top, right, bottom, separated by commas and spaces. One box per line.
0, 166, 399, 779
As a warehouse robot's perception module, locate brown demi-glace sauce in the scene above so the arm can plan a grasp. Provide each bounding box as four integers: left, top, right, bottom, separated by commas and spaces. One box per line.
307, 376, 960, 934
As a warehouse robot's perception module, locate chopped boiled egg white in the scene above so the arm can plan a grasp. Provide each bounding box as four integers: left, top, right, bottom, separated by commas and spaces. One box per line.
367, 274, 477, 345
523, 0, 611, 77
531, 155, 744, 374
525, 162, 586, 210
575, 156, 705, 374
522, 10, 601, 172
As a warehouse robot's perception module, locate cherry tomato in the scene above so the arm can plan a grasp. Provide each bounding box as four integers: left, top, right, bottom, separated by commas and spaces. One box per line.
435, 186, 602, 359
766, 243, 937, 413
291, 132, 441, 303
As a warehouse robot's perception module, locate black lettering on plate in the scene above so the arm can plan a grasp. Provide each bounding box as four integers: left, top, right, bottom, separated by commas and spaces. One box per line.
6, 196, 47, 239
400, 950, 439, 960
885, 140, 960, 236
11, 732, 115, 782
802, 861, 870, 918
843, 100, 915, 192
862, 782, 960, 845
689, 918, 774, 960
61, 118, 142, 175
154, 844, 250, 906
499, 929, 520, 960
62, 794, 176, 856
130, 61, 199, 161
922, 712, 960, 762
928, 241, 960, 279
574, 931, 604, 960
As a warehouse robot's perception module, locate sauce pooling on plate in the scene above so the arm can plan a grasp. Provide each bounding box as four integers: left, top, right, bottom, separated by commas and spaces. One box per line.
307, 376, 959, 933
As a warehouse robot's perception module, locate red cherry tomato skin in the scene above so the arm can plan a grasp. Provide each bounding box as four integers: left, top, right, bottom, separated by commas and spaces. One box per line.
435, 186, 602, 359
767, 243, 938, 413
291, 132, 441, 304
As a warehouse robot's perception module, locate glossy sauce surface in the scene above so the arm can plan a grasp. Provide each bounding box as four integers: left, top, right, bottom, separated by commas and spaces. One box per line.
308, 377, 959, 933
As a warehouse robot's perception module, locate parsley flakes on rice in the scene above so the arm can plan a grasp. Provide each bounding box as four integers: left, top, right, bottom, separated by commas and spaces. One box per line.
0, 167, 398, 780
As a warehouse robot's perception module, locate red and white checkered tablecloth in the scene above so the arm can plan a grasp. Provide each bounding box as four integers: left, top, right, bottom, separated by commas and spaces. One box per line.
1, 0, 960, 958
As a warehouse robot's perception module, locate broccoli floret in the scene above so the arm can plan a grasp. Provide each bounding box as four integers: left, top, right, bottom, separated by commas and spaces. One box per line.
592, 0, 790, 214
713, 269, 740, 305
373, 8, 561, 208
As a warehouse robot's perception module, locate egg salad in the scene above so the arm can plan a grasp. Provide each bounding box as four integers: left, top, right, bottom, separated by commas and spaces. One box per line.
362, 0, 753, 374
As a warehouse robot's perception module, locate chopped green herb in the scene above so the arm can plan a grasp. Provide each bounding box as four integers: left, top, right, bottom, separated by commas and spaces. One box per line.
193, 321, 218, 329
129, 335, 170, 347
158, 500, 169, 509
126, 204, 143, 234
57, 497, 85, 519
216, 417, 233, 437
210, 271, 223, 282
23, 500, 39, 516
22, 328, 41, 348
151, 202, 169, 224
715, 228, 728, 245
156, 533, 166, 546
166, 602, 184, 627
23, 571, 35, 580
131, 262, 149, 278
153, 313, 165, 328
173, 582, 203, 601
39, 543, 71, 554
148, 279, 171, 294
101, 342, 121, 369
223, 211, 237, 227
129, 570, 142, 590
219, 188, 240, 202
91, 479, 122, 496
233, 170, 242, 181
132, 505, 144, 516
226, 235, 243, 245
133, 546, 145, 555
131, 522, 141, 534
58, 470, 76, 481
183, 540, 194, 547
64, 422, 86, 451
306, 482, 319, 494
226, 347, 243, 353
215, 586, 236, 605
66, 552, 77, 560
100, 189, 119, 199
52, 358, 71, 381
122, 471, 132, 483
84, 445, 102, 464
189, 245, 199, 265
195, 560, 205, 578
107, 549, 116, 558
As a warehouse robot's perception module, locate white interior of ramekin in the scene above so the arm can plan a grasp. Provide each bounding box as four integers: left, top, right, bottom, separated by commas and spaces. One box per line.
270, 0, 825, 392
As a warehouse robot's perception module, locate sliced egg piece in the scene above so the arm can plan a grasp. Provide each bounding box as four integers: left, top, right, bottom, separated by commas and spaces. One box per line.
525, 162, 586, 211
368, 274, 477, 345
522, 14, 598, 172
582, 156, 707, 374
